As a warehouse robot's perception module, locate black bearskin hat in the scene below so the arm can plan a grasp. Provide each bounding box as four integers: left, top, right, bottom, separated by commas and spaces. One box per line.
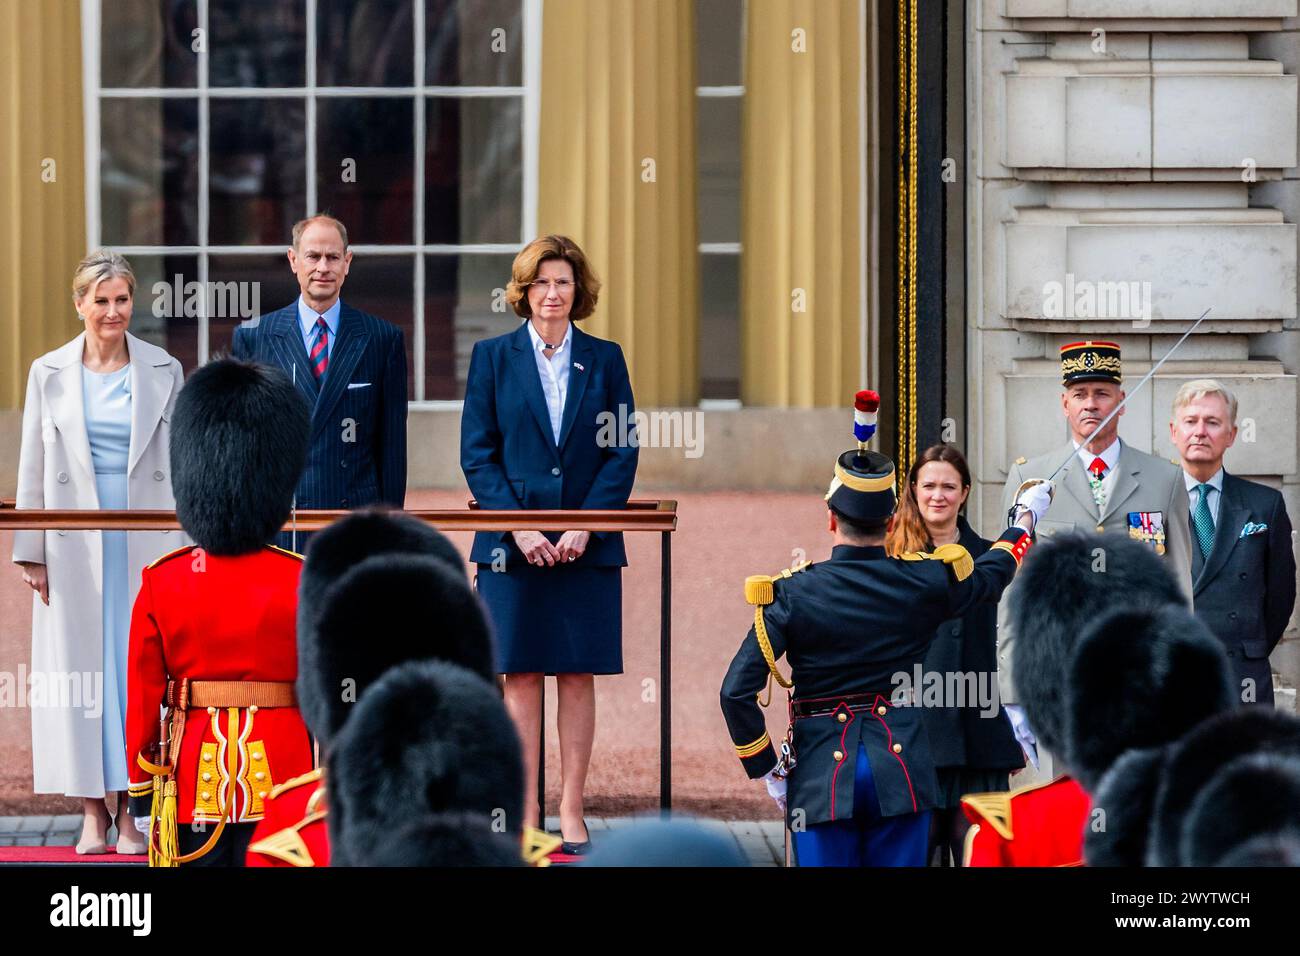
327, 660, 523, 867
1182, 753, 1300, 866
1007, 530, 1186, 757
1065, 604, 1234, 792
1083, 747, 1169, 867
295, 511, 496, 745
170, 358, 310, 554
1148, 708, 1300, 866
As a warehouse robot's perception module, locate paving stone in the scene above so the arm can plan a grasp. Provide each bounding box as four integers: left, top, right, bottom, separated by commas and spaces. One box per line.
15, 816, 52, 833
13, 836, 43, 846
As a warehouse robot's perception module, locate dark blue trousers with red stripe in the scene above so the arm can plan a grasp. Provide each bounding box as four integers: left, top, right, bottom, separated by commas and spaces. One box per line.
792, 741, 930, 866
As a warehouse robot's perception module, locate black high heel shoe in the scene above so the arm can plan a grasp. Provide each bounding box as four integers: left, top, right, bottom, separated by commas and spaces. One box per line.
559, 818, 591, 856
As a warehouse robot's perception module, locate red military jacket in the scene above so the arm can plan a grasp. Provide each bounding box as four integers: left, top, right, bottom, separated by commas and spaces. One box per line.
125, 545, 314, 826
246, 769, 330, 867
961, 775, 1090, 867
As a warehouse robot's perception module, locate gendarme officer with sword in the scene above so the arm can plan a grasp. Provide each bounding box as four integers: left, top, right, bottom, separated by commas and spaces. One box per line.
719, 393, 1051, 866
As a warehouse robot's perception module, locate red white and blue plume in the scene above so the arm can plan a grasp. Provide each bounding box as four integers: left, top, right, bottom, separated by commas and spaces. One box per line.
853, 390, 880, 447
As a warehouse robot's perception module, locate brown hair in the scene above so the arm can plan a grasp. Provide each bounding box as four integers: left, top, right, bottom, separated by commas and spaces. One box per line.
505, 234, 601, 320
292, 214, 349, 250
885, 444, 972, 557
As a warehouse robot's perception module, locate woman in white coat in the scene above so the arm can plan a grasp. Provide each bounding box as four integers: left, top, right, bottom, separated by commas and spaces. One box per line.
12, 250, 184, 854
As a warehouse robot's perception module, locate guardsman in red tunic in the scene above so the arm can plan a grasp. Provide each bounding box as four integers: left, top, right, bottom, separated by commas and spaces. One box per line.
962, 776, 1090, 866
125, 358, 313, 866
247, 510, 558, 866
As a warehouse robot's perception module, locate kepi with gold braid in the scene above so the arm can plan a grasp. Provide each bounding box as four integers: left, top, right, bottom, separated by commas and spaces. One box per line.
825, 389, 897, 524
1060, 340, 1121, 387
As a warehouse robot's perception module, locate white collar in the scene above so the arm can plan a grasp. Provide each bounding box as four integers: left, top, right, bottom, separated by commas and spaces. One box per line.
526, 319, 572, 354
1073, 435, 1121, 472
1183, 466, 1225, 493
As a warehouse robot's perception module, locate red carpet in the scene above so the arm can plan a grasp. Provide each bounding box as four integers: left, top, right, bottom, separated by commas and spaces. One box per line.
0, 846, 147, 865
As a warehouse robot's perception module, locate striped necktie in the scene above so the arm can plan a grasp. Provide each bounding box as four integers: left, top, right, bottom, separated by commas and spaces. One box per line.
309, 316, 329, 380
1192, 483, 1215, 560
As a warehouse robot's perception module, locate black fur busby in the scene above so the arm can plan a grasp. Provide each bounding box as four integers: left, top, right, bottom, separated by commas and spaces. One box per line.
327, 660, 524, 867
296, 553, 496, 745
170, 358, 310, 554
298, 508, 465, 637
1215, 834, 1300, 867
1083, 747, 1169, 867
1065, 605, 1234, 792
1148, 708, 1300, 866
344, 813, 524, 867
1181, 753, 1300, 867
1007, 530, 1186, 758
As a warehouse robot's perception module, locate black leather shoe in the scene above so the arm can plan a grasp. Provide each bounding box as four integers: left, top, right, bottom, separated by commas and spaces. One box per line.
559, 839, 591, 856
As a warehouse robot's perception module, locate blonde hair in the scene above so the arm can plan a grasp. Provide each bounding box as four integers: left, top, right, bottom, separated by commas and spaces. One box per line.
292, 214, 349, 250
505, 235, 601, 320
72, 249, 136, 304
1172, 379, 1238, 427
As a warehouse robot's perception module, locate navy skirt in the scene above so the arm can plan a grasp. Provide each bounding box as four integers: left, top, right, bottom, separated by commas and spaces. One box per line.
475, 563, 623, 675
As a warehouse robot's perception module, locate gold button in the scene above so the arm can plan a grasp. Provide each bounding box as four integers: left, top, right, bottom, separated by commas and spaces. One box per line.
201, 791, 210, 801
1096, 525, 1104, 533
892, 743, 903, 754
833, 750, 844, 762
255, 771, 265, 781
252, 751, 263, 761
249, 705, 259, 714
201, 772, 211, 782
202, 753, 213, 762
207, 706, 216, 715
258, 791, 268, 799
876, 706, 887, 716
836, 712, 847, 723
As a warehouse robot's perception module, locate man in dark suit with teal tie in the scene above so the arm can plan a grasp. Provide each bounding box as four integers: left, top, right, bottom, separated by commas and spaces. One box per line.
1171, 379, 1296, 707
232, 215, 407, 549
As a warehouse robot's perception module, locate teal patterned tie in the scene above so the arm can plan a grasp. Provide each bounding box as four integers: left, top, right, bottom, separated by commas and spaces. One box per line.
1192, 483, 1215, 560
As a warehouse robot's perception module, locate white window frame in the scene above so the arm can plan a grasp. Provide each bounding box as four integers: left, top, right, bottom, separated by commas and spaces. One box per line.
80, 0, 541, 406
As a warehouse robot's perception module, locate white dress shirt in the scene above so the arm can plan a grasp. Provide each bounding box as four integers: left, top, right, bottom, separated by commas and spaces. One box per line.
1184, 466, 1225, 525
526, 319, 572, 445
1073, 436, 1122, 503
297, 296, 342, 363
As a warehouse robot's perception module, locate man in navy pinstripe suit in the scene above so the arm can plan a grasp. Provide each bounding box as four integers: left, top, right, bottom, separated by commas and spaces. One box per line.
232, 215, 407, 549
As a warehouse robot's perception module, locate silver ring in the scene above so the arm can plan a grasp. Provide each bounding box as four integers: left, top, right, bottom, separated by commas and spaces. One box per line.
568, 555, 575, 562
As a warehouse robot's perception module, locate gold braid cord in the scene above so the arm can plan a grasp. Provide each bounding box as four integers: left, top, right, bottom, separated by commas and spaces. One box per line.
895, 0, 919, 489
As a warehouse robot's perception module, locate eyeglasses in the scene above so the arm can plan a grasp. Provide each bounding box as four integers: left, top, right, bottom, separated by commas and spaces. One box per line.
530, 278, 574, 293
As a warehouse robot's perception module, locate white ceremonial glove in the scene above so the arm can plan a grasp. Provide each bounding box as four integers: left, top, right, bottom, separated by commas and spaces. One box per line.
762, 768, 788, 813
1004, 704, 1040, 770
133, 815, 152, 835
1015, 480, 1055, 529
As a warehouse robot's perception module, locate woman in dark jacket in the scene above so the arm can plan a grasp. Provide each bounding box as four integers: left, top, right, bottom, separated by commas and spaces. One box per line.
886, 444, 1024, 865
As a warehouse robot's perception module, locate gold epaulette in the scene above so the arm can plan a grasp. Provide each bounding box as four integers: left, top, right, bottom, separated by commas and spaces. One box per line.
960, 774, 1074, 844
898, 542, 973, 581
266, 544, 305, 561
246, 811, 326, 868
961, 791, 1013, 840
146, 545, 195, 569
1014, 456, 1027, 466
269, 767, 323, 800
743, 563, 809, 696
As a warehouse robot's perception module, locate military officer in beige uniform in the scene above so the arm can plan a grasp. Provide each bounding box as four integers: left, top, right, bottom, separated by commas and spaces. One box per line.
998, 341, 1194, 781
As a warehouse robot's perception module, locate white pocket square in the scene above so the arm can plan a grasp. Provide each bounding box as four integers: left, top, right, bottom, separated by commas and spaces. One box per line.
1240, 521, 1268, 538
346, 382, 372, 390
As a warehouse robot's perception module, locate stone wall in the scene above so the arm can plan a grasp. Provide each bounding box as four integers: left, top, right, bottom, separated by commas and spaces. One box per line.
969, 0, 1300, 699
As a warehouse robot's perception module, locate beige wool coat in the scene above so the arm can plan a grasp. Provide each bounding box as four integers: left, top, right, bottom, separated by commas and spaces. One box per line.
12, 331, 186, 797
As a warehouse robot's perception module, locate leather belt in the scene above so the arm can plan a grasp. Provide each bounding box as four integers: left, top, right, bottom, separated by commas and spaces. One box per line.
165, 679, 296, 709
791, 689, 911, 719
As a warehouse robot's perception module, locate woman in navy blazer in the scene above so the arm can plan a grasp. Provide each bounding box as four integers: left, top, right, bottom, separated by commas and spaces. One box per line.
460, 235, 638, 856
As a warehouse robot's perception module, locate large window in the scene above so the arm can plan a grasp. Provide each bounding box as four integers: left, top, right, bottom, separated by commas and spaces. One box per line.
88, 0, 538, 402
695, 0, 743, 403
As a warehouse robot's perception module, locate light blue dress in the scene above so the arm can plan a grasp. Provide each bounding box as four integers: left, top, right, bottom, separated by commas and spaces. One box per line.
82, 363, 132, 792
